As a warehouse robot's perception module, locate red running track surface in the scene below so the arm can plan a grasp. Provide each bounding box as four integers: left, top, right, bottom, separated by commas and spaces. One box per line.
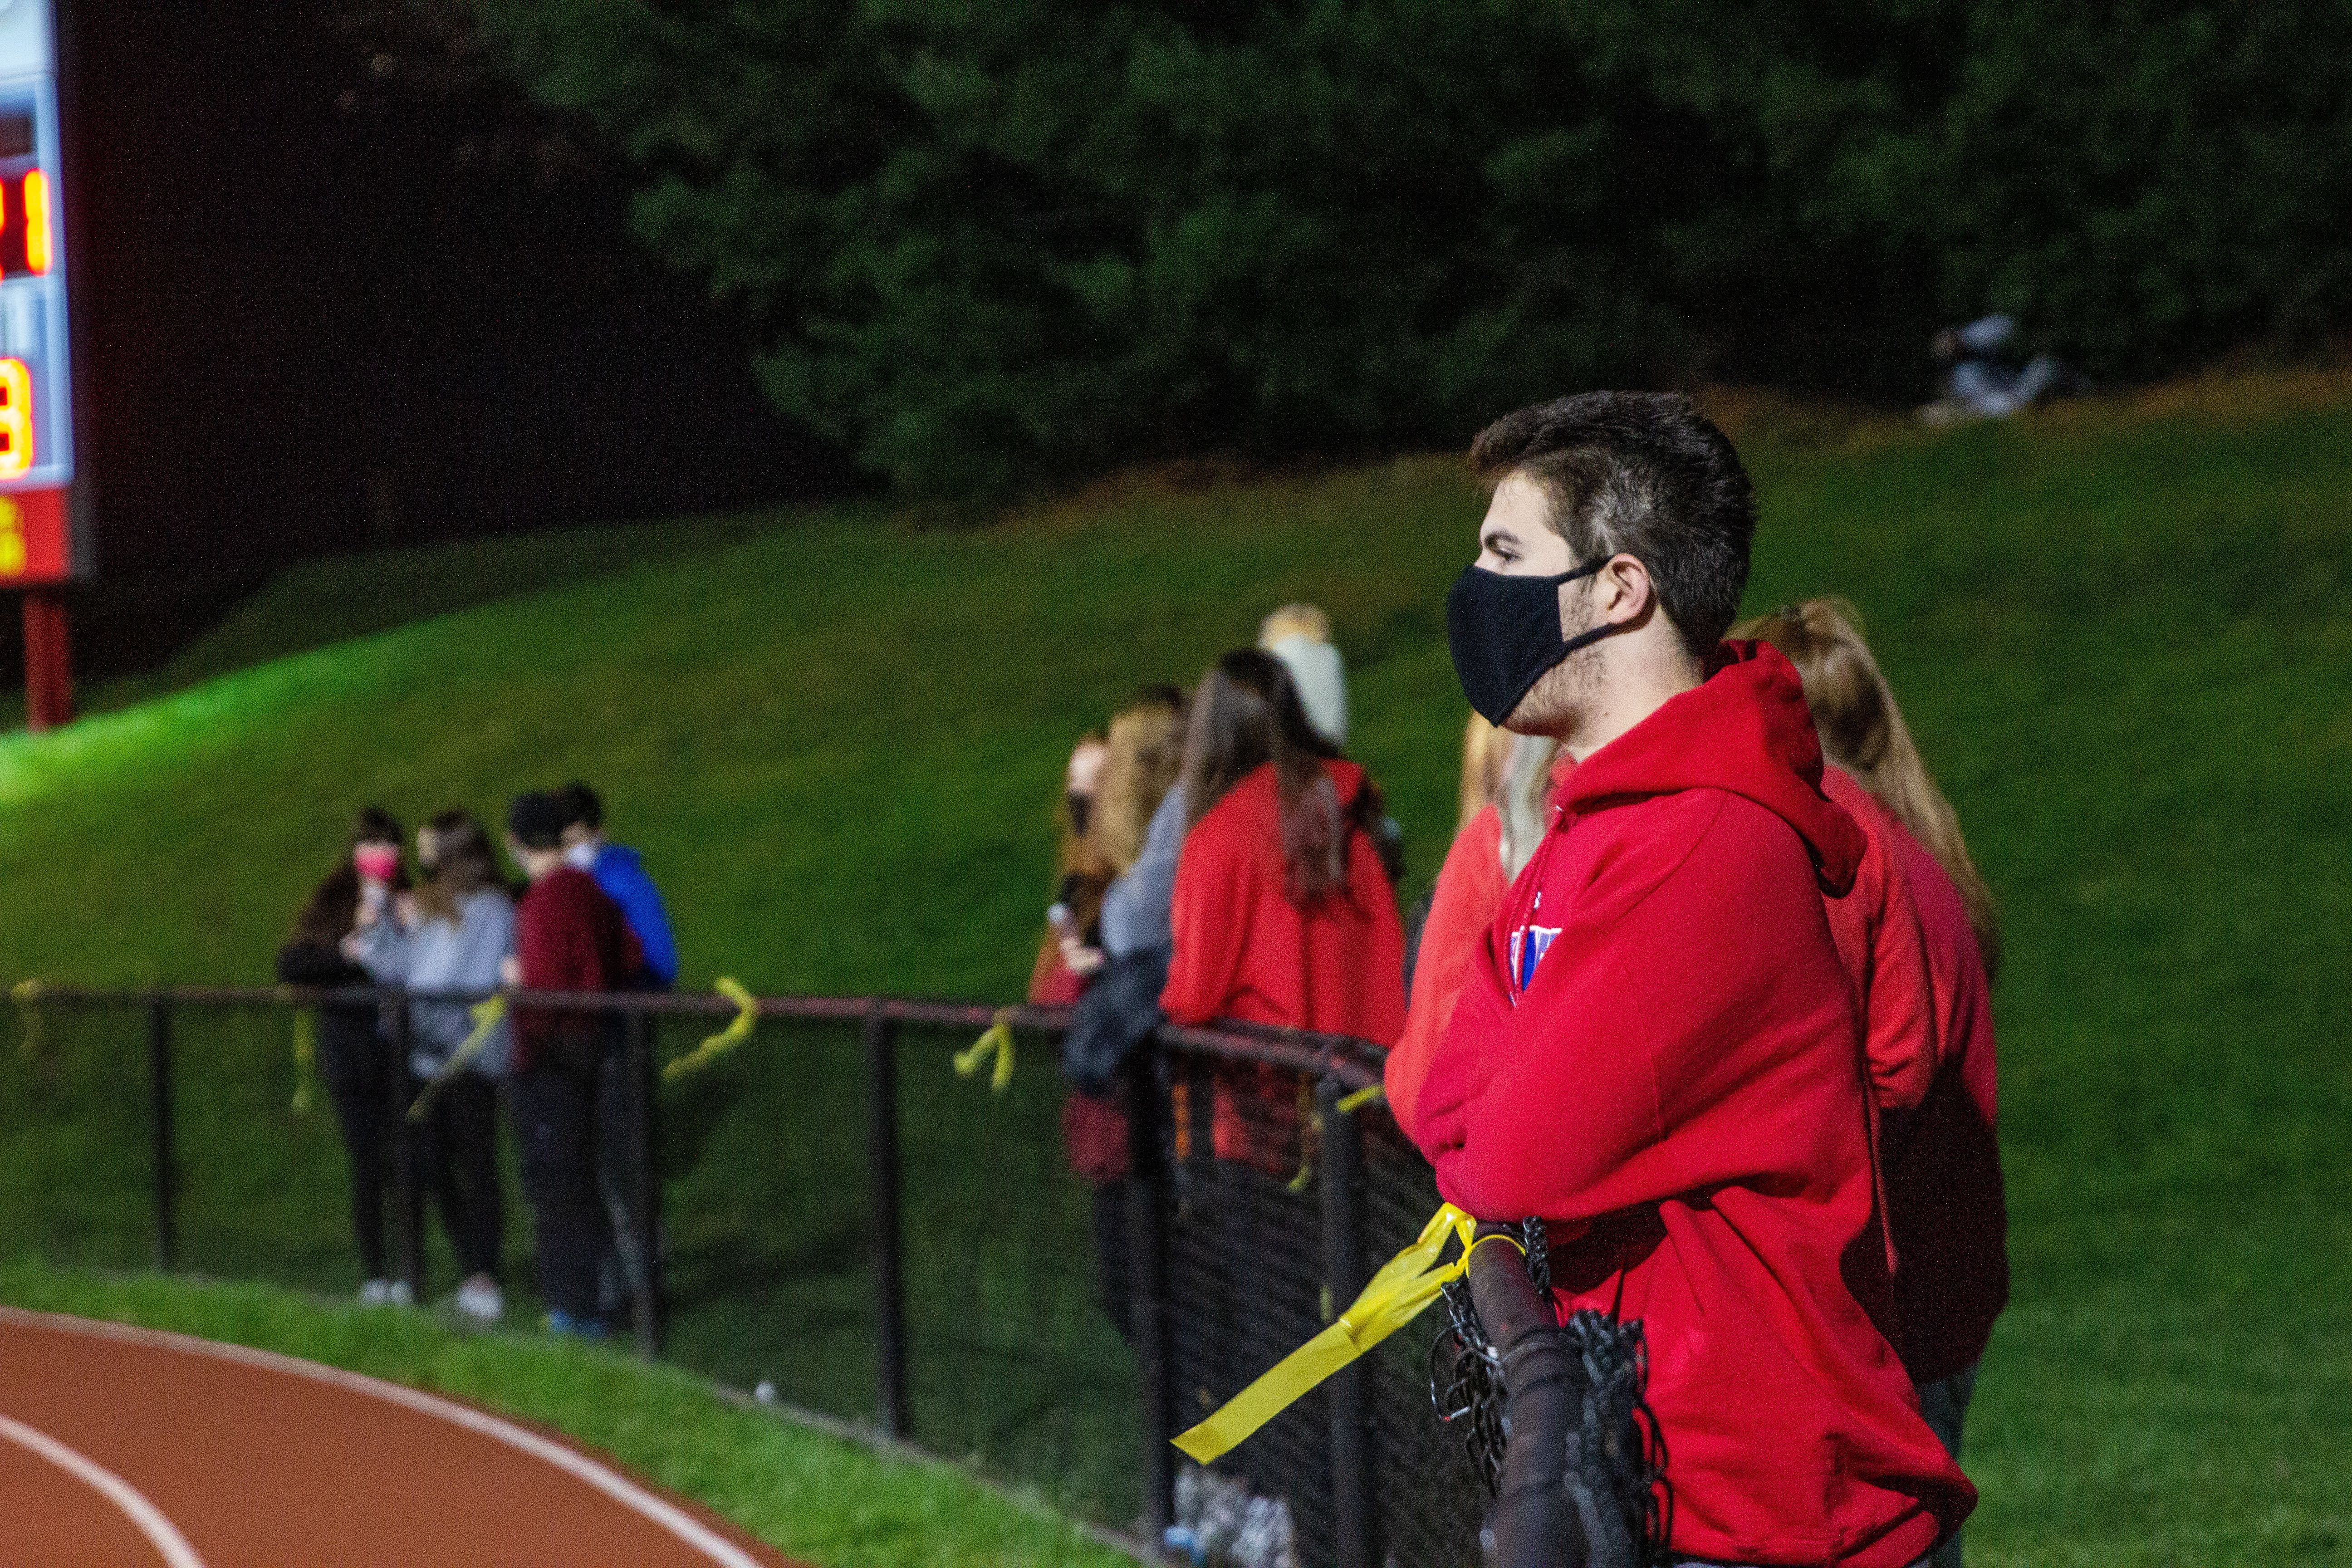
0, 1306, 804, 1568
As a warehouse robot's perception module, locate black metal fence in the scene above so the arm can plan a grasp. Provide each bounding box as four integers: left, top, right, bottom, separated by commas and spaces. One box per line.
1, 984, 1483, 1568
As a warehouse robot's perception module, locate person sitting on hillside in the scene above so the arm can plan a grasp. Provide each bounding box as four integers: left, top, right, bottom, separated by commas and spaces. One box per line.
1741, 598, 2010, 1568
505, 791, 639, 1338
275, 806, 409, 1306
555, 782, 677, 989
1386, 716, 1562, 1131
1923, 314, 2064, 424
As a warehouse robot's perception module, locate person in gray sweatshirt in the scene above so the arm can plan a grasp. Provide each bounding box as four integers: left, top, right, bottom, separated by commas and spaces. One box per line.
349, 809, 514, 1324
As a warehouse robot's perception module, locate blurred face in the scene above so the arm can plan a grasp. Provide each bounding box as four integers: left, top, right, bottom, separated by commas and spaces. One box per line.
1065, 739, 1107, 833
353, 840, 401, 884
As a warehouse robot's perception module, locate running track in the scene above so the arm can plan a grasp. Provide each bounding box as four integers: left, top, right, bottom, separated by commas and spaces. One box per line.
0, 1307, 801, 1567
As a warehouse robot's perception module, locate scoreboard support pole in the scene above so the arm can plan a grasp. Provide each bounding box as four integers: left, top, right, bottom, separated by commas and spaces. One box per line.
23, 584, 69, 729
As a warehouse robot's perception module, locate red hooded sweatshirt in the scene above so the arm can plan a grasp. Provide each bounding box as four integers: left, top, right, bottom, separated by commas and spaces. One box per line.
513, 866, 638, 1073
1884, 828, 2009, 1384
1162, 758, 1407, 1171
1408, 642, 1972, 1566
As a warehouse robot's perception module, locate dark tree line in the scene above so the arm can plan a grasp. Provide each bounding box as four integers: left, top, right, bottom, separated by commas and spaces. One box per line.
444, 0, 2352, 497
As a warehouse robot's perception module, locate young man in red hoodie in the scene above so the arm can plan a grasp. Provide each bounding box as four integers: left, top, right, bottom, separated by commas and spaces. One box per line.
1407, 393, 1972, 1565
505, 791, 639, 1338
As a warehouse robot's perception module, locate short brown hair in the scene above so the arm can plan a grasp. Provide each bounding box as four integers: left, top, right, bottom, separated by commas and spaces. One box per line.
1470, 391, 1756, 653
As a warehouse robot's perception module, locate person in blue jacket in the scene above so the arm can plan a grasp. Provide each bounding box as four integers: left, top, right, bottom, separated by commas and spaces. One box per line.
554, 780, 675, 1333
554, 781, 677, 989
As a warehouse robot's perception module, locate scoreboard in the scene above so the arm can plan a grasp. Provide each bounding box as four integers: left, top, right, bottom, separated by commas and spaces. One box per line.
0, 0, 74, 585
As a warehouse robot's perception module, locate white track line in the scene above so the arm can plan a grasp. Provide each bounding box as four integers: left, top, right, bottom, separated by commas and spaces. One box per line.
0, 1410, 209, 1568
0, 1308, 767, 1568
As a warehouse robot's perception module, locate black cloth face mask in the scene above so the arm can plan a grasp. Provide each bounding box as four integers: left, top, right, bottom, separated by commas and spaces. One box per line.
1446, 557, 1614, 726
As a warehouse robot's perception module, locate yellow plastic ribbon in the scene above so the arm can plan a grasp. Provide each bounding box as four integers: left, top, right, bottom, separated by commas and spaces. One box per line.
1336, 1083, 1386, 1114
663, 977, 760, 1082
407, 995, 509, 1122
290, 1008, 317, 1115
954, 1007, 1017, 1093
1172, 1203, 1517, 1464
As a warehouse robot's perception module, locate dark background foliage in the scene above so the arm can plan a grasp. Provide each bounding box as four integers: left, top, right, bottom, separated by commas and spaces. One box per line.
469, 0, 2352, 496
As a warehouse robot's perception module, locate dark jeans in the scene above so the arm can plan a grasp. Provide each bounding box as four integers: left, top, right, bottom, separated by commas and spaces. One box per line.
1091, 1180, 1132, 1338
508, 1041, 611, 1320
415, 1071, 504, 1283
594, 1033, 663, 1325
318, 1024, 391, 1281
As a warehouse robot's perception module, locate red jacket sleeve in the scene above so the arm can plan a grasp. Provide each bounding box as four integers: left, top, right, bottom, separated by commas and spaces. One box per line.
1413, 792, 1862, 1226
1160, 814, 1252, 1026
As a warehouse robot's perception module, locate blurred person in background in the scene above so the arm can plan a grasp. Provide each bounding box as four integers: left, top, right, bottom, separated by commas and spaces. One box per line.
556, 782, 677, 989
1055, 686, 1188, 1336
1385, 717, 1561, 1130
1028, 733, 1112, 1007
347, 809, 515, 1325
1161, 649, 1405, 1167
556, 780, 674, 1329
1257, 603, 1347, 750
275, 807, 409, 1305
1743, 598, 2009, 1567
505, 791, 639, 1338
1159, 648, 1402, 1531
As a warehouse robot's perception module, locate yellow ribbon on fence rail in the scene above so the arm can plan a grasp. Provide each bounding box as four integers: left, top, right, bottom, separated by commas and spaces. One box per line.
1171, 1202, 1519, 1465
407, 996, 509, 1122
663, 978, 760, 1083
954, 1007, 1017, 1093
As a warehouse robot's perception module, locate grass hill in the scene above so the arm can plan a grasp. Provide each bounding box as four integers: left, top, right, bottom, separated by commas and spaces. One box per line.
5, 370, 2352, 1563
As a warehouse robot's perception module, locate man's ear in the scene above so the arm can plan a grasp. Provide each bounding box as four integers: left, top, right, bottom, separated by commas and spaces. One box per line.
1594, 554, 1652, 626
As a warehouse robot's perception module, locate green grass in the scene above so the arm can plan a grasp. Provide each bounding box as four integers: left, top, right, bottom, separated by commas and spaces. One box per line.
2, 376, 2351, 1561
0, 1261, 1134, 1568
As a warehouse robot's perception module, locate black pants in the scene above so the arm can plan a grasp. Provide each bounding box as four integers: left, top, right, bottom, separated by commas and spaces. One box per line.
508, 1041, 610, 1320
415, 1072, 504, 1283
318, 1024, 392, 1281
593, 1034, 662, 1324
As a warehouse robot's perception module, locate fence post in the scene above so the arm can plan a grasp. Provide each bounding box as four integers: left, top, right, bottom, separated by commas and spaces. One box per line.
389, 998, 425, 1304
863, 1005, 912, 1439
1125, 1041, 1176, 1537
146, 997, 175, 1269
1318, 1075, 1375, 1568
627, 1009, 663, 1361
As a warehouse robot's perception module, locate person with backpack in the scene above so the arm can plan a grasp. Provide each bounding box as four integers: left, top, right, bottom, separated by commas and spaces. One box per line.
1407, 393, 1971, 1565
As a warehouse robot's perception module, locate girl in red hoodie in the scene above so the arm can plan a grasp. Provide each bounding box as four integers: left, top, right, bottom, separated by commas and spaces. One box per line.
1746, 600, 2009, 1567
1160, 648, 1406, 1173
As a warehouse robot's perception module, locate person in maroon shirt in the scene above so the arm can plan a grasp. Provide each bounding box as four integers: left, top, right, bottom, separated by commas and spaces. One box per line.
504, 791, 639, 1336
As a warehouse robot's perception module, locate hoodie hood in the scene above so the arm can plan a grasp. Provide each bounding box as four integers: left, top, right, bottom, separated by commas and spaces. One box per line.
1555, 640, 1862, 895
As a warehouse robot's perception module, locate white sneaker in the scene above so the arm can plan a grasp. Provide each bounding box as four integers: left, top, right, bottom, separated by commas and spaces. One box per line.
454, 1277, 505, 1324
386, 1279, 415, 1307
358, 1278, 394, 1306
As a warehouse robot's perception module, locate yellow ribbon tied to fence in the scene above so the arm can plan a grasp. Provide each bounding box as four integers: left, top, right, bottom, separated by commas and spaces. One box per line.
663, 978, 760, 1083
954, 1007, 1016, 1093
1172, 1202, 1518, 1465
407, 995, 509, 1122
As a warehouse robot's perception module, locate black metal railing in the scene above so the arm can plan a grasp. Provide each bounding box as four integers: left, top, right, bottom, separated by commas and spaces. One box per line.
2, 983, 1475, 1568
